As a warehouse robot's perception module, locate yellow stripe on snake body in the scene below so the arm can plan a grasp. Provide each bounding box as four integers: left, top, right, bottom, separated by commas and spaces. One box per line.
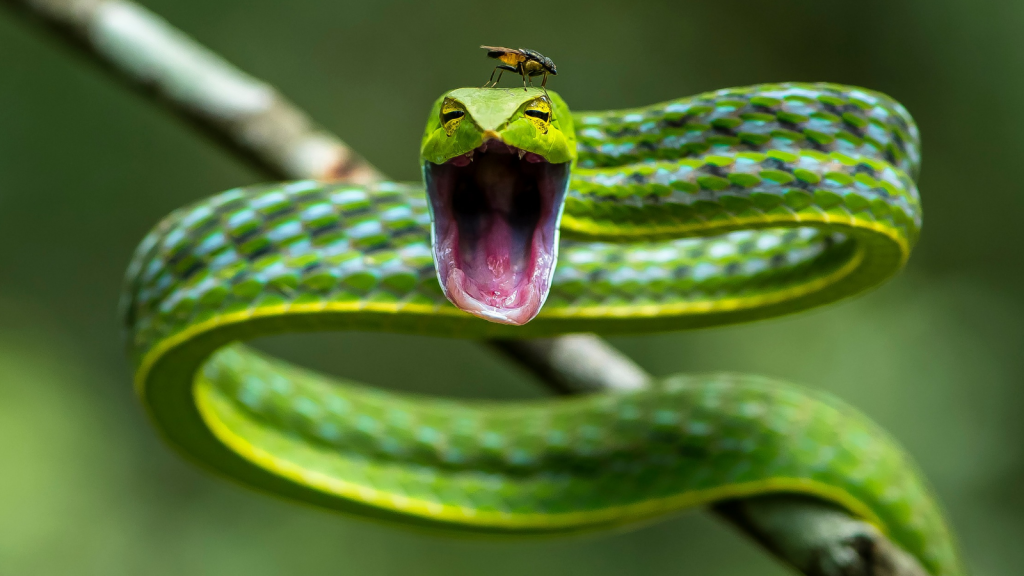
122, 83, 962, 575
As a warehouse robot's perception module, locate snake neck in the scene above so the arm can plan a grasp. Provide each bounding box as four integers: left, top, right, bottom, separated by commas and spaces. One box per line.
417, 83, 922, 326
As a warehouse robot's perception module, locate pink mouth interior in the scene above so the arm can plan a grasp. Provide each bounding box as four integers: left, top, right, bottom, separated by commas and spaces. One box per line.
424, 140, 570, 325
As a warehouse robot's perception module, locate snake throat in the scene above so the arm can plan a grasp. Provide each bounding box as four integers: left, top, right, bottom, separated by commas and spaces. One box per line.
424, 139, 570, 325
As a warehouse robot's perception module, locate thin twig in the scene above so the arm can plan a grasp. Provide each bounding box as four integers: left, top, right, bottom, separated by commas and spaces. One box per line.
0, 1, 931, 574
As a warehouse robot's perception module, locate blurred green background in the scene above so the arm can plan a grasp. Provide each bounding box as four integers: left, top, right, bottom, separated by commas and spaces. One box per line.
1, 0, 1022, 574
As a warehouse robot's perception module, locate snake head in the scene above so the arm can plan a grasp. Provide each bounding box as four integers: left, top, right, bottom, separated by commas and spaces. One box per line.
421, 88, 576, 325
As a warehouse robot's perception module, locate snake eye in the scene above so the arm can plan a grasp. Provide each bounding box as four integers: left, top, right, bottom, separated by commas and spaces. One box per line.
442, 110, 465, 123
524, 98, 552, 133
440, 98, 466, 137
525, 109, 549, 122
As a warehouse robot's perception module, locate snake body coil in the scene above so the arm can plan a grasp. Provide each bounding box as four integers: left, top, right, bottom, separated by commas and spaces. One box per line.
122, 83, 962, 575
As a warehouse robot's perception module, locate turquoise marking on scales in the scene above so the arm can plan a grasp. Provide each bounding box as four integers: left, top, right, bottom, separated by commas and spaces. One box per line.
573, 83, 919, 175
123, 83, 963, 576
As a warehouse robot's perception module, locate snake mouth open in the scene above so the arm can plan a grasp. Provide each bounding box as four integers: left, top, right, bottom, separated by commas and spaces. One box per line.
424, 140, 570, 325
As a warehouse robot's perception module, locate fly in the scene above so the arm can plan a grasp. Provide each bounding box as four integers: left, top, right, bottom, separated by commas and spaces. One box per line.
481, 46, 557, 93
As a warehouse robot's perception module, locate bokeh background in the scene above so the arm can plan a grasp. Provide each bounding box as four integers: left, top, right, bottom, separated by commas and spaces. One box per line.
1, 0, 1022, 574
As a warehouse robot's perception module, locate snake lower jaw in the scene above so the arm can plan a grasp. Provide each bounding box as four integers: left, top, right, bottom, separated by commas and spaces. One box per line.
443, 267, 544, 325
424, 143, 569, 325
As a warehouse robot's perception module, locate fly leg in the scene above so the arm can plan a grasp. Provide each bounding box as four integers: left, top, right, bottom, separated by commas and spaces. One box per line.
485, 66, 499, 87
485, 65, 517, 87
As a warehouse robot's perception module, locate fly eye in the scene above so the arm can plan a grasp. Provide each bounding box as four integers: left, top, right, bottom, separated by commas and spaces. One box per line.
442, 109, 465, 123
524, 109, 549, 122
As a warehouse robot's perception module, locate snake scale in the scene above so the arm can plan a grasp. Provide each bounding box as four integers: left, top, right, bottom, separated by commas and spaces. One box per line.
121, 82, 963, 575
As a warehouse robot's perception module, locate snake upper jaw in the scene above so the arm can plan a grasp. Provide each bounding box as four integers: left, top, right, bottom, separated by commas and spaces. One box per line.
424, 139, 570, 325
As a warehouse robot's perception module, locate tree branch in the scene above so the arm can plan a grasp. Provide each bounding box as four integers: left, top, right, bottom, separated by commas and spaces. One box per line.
716, 495, 929, 576
1, 0, 383, 182
488, 334, 650, 395
0, 1, 930, 574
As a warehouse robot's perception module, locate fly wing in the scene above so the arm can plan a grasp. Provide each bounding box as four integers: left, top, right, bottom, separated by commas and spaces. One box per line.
481, 45, 514, 58
481, 46, 527, 68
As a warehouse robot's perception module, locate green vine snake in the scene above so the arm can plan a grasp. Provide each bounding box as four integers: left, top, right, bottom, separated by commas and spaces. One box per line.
121, 82, 963, 575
